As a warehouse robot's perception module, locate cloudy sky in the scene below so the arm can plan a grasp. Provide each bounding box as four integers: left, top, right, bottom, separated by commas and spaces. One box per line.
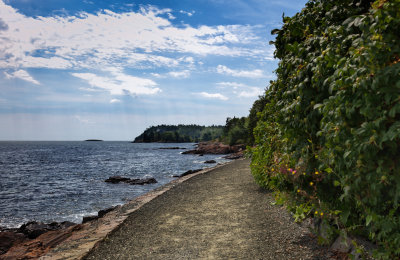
0, 0, 307, 140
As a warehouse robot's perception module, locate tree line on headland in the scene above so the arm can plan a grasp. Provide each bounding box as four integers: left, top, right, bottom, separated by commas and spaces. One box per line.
133, 102, 267, 146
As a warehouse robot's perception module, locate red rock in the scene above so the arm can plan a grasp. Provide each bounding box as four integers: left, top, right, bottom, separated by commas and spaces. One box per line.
1, 225, 82, 259
0, 232, 28, 255
181, 142, 245, 155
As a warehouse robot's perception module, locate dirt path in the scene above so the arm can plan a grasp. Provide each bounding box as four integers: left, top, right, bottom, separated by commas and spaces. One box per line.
84, 159, 328, 259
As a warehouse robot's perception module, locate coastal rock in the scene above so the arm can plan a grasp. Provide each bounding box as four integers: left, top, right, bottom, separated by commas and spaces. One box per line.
18, 221, 53, 239
17, 221, 76, 239
0, 232, 27, 255
105, 176, 157, 185
105, 176, 131, 184
82, 206, 119, 224
157, 147, 186, 150
0, 221, 78, 257
173, 169, 202, 178
204, 160, 216, 164
127, 178, 157, 185
182, 142, 245, 155
223, 151, 244, 160
82, 215, 99, 224
2, 224, 82, 259
98, 206, 118, 218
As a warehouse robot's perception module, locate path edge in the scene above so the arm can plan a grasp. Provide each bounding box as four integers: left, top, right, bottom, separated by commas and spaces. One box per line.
41, 159, 244, 260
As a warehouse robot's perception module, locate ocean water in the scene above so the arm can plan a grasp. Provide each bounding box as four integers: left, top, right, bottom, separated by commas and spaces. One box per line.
0, 141, 228, 228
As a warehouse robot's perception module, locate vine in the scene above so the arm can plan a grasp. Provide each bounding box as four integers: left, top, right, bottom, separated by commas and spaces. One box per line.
251, 0, 400, 258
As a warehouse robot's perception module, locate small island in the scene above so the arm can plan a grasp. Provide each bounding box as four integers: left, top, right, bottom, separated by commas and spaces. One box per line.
84, 139, 103, 142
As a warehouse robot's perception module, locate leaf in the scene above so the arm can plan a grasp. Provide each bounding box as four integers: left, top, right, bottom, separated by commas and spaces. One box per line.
340, 209, 350, 225
334, 180, 340, 187
313, 103, 323, 109
366, 215, 373, 226
271, 29, 280, 35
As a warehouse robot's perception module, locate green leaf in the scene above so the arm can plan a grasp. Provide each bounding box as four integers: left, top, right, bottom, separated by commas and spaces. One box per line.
340, 209, 350, 225
313, 103, 323, 109
366, 215, 373, 226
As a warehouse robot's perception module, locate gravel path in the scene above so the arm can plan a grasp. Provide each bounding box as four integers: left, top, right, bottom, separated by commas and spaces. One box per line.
84, 159, 329, 259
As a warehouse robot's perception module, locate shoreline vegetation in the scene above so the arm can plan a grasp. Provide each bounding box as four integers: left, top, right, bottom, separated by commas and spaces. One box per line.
132, 124, 224, 143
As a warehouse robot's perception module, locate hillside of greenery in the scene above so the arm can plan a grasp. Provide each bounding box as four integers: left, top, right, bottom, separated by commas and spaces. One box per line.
248, 0, 400, 258
133, 124, 224, 143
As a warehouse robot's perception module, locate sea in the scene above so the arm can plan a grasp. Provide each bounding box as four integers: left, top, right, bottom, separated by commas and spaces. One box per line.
0, 141, 228, 229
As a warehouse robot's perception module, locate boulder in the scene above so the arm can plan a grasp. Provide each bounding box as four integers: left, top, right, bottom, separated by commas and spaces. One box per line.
204, 160, 216, 164
158, 147, 186, 150
82, 215, 99, 224
98, 206, 118, 218
105, 176, 157, 185
82, 206, 119, 224
18, 221, 52, 239
126, 177, 157, 185
104, 176, 131, 183
17, 221, 77, 239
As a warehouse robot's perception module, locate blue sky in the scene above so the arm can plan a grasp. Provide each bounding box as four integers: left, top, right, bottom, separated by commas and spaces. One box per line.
0, 0, 307, 140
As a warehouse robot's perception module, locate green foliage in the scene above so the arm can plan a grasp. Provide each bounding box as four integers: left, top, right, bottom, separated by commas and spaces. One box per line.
250, 0, 400, 258
247, 94, 269, 145
222, 117, 249, 145
133, 124, 224, 143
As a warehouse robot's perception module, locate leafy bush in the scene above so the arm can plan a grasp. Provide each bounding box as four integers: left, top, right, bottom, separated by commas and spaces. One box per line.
251, 0, 400, 258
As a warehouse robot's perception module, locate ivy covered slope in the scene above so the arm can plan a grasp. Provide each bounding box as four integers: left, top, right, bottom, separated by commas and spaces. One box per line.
133, 124, 224, 143
251, 0, 400, 258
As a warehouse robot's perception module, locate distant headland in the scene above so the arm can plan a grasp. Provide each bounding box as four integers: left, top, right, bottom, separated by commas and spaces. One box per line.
132, 124, 223, 143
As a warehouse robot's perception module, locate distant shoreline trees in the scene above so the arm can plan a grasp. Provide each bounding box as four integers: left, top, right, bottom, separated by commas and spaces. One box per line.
132, 124, 224, 143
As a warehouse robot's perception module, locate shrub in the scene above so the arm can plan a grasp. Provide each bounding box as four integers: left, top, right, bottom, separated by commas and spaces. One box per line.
251, 0, 400, 258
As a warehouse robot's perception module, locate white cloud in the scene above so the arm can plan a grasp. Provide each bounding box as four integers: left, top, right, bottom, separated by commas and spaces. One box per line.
195, 92, 228, 101
151, 70, 191, 79
216, 81, 264, 98
110, 98, 121, 103
168, 70, 190, 78
216, 65, 264, 78
179, 10, 195, 17
0, 1, 270, 71
238, 87, 264, 98
4, 69, 40, 85
72, 70, 161, 96
217, 81, 247, 89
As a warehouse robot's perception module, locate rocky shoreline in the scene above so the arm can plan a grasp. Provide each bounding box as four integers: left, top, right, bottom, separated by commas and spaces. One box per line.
0, 142, 245, 259
182, 141, 245, 156
0, 145, 244, 259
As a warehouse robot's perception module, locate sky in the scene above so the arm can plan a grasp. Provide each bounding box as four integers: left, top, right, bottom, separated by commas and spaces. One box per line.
0, 0, 307, 141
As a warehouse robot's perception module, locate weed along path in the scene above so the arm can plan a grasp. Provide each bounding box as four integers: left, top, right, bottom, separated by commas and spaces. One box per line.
83, 159, 328, 259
